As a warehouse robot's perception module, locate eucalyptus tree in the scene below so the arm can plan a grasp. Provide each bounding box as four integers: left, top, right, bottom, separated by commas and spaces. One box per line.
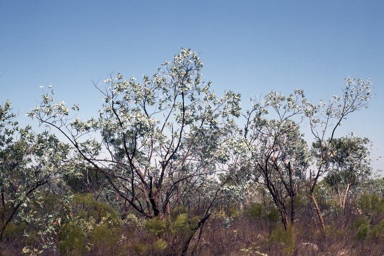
243, 90, 310, 230
322, 135, 371, 211
242, 78, 373, 231
28, 49, 241, 219
306, 78, 373, 230
0, 101, 70, 242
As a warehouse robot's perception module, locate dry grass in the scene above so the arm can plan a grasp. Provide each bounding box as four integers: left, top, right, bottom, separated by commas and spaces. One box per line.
2, 199, 384, 255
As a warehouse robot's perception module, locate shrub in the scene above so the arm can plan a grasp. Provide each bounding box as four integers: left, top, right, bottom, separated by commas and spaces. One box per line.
268, 225, 296, 256
356, 222, 369, 241
171, 214, 191, 235
371, 218, 384, 240
145, 217, 167, 236
59, 221, 88, 255
59, 193, 123, 255
244, 203, 265, 220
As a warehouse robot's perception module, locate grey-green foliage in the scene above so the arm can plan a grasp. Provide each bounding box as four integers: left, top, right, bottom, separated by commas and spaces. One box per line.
363, 177, 384, 196
28, 48, 242, 219
322, 136, 371, 185
306, 78, 373, 185
358, 193, 384, 218
304, 78, 372, 230
245, 90, 310, 179
322, 135, 372, 208
239, 78, 373, 231
59, 193, 123, 255
0, 101, 70, 250
243, 90, 310, 229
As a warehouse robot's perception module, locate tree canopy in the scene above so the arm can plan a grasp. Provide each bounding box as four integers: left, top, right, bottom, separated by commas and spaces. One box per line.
0, 49, 379, 255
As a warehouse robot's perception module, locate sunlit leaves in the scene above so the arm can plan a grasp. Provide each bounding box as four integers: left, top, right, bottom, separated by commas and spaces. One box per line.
323, 135, 372, 187
305, 77, 373, 140
0, 102, 70, 249
29, 48, 242, 219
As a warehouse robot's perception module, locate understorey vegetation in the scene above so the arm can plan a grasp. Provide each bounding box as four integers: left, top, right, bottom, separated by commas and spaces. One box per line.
1, 49, 383, 255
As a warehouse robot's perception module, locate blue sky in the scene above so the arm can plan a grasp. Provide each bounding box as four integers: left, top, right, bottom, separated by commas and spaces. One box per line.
1, 0, 383, 170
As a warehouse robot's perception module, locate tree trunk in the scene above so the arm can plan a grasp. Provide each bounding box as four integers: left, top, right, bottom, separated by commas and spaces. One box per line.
277, 205, 289, 231
0, 225, 5, 242
310, 192, 325, 231
180, 213, 211, 256
342, 183, 351, 211
290, 196, 296, 225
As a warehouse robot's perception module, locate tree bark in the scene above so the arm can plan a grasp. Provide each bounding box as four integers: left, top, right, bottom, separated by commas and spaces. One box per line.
180, 213, 211, 256
290, 196, 296, 225
310, 192, 325, 231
